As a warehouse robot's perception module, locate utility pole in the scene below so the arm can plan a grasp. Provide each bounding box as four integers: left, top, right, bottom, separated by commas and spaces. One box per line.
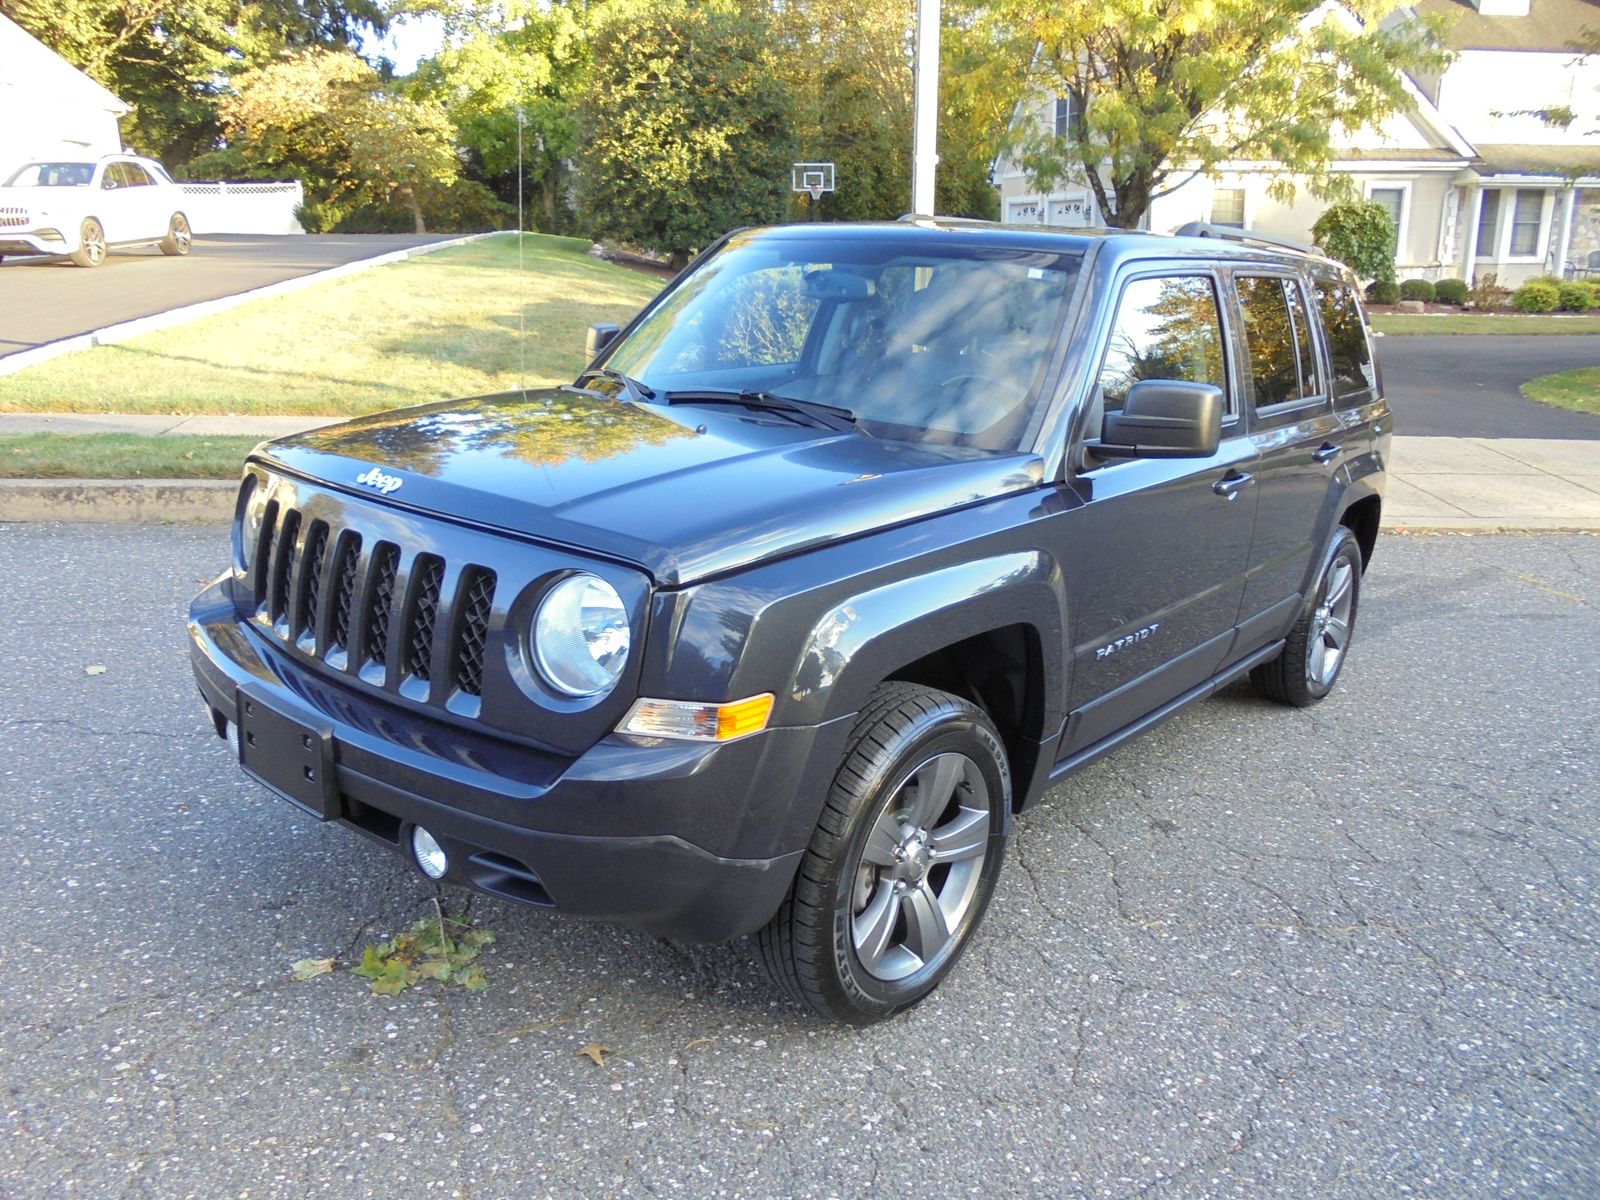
911, 0, 940, 215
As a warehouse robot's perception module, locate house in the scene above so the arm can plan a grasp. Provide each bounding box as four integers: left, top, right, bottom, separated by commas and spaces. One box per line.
0, 14, 129, 177
993, 0, 1600, 285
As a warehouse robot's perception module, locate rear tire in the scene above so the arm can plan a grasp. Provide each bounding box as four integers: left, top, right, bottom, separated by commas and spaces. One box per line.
757, 683, 1009, 1024
160, 212, 191, 256
69, 218, 105, 267
1252, 526, 1362, 707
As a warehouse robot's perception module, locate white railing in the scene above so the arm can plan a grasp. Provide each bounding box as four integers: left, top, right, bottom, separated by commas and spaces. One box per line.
178, 180, 304, 235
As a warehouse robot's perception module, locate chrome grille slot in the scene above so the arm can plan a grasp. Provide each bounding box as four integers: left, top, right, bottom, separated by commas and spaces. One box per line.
328, 533, 362, 655
252, 499, 280, 609
364, 543, 400, 670
453, 569, 496, 697
297, 521, 330, 642
405, 555, 445, 681
268, 509, 301, 626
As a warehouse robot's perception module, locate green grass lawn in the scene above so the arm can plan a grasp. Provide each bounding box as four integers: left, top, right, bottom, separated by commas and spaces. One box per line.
1521, 367, 1600, 418
0, 433, 262, 478
1372, 312, 1600, 335
0, 234, 664, 415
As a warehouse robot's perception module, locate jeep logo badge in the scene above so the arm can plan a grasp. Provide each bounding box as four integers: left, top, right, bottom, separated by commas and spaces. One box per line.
356, 467, 403, 495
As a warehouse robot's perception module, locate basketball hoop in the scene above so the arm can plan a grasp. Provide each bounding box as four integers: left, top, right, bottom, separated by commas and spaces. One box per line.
791, 162, 836, 221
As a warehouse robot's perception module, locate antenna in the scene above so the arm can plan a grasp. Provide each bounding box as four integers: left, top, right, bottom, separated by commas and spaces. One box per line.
516, 107, 526, 390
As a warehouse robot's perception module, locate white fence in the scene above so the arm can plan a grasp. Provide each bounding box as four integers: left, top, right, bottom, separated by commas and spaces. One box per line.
178, 180, 304, 235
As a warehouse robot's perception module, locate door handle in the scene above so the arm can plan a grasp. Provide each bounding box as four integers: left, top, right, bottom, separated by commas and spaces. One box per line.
1212, 470, 1253, 499
1312, 443, 1340, 465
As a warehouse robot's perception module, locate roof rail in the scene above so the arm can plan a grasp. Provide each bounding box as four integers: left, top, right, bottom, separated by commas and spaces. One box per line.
896, 213, 999, 227
1172, 221, 1319, 257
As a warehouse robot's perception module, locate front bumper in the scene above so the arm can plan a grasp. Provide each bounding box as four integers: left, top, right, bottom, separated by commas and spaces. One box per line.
0, 230, 69, 256
189, 575, 851, 943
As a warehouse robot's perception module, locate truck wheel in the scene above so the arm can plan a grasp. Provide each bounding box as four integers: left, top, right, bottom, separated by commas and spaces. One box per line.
69, 218, 106, 267
1252, 526, 1362, 707
757, 683, 1009, 1024
160, 213, 191, 256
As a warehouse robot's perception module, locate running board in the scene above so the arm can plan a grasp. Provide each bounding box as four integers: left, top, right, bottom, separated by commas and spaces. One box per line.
1048, 639, 1286, 786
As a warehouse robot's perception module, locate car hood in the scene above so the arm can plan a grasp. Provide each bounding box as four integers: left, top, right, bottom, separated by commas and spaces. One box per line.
256, 389, 1046, 586
0, 186, 86, 207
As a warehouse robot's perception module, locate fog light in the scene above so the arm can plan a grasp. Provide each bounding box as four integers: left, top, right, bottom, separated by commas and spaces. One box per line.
410, 826, 448, 880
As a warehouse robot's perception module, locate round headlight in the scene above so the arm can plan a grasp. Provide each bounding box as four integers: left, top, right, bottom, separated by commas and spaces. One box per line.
532, 574, 630, 697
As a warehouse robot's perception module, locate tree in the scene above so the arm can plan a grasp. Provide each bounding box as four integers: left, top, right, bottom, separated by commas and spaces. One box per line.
576, 0, 796, 266
0, 0, 389, 167
409, 1, 595, 232
980, 0, 1450, 228
1312, 199, 1397, 284
198, 48, 463, 232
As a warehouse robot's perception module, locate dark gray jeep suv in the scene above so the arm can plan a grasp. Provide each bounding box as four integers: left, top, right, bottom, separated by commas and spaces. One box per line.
188, 220, 1390, 1023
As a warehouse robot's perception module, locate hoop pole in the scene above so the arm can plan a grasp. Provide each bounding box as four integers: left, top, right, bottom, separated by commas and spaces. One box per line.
911, 0, 940, 215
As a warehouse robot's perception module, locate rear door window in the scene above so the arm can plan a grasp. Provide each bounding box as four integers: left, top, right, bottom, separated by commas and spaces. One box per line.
1236, 275, 1322, 409
1096, 275, 1228, 415
1315, 281, 1377, 403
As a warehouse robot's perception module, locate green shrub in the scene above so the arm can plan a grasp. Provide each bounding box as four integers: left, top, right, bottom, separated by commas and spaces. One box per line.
1366, 278, 1401, 305
1399, 279, 1435, 302
1312, 200, 1397, 287
1512, 281, 1561, 313
1558, 281, 1598, 312
1433, 278, 1469, 306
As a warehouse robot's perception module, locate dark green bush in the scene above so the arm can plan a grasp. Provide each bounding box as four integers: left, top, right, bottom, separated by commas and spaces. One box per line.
1366, 278, 1401, 306
1512, 281, 1561, 313
1399, 279, 1435, 303
1433, 278, 1469, 306
1558, 282, 1597, 312
1312, 200, 1397, 287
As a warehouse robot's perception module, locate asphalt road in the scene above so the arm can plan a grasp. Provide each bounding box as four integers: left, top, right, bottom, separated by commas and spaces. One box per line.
1381, 334, 1600, 440
1, 526, 1596, 1199
0, 233, 449, 358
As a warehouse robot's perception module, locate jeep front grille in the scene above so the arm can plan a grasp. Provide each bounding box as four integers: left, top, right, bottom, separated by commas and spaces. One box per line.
248, 505, 497, 705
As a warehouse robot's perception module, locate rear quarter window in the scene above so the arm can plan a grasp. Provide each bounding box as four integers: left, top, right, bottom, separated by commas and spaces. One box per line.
1315, 280, 1376, 403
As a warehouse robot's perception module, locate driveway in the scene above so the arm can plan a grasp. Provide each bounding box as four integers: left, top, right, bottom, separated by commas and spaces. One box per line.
1, 526, 1596, 1199
0, 233, 450, 358
1380, 333, 1600, 439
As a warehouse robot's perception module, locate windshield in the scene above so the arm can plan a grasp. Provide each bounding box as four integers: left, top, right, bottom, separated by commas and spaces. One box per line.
4, 162, 94, 187
603, 231, 1083, 451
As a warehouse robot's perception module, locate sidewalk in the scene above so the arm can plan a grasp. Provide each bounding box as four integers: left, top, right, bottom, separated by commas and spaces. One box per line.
1, 414, 1596, 530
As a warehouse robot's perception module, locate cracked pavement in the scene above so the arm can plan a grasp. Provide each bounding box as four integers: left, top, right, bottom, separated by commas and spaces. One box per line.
1, 525, 1596, 1199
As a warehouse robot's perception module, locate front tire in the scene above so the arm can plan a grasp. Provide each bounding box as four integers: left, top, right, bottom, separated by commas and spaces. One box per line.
160, 213, 191, 256
1252, 526, 1362, 707
757, 683, 1009, 1024
69, 218, 106, 267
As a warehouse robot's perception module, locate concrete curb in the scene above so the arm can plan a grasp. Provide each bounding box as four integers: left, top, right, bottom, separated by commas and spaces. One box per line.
0, 231, 510, 380
0, 479, 234, 522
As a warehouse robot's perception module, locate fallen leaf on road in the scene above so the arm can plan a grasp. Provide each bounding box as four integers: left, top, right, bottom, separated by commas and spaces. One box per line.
291, 957, 336, 981
577, 1042, 613, 1067
84, 665, 107, 676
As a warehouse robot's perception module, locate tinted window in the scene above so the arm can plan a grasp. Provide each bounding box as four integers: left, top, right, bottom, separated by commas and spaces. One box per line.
4, 162, 93, 187
1097, 275, 1227, 414
121, 163, 154, 187
1315, 281, 1375, 401
1237, 276, 1319, 408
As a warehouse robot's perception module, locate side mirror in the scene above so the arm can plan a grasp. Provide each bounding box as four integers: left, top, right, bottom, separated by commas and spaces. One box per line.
1093, 380, 1223, 459
586, 323, 621, 362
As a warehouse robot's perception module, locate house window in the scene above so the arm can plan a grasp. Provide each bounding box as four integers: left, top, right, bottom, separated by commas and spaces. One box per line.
1369, 186, 1405, 247
1475, 190, 1502, 258
1053, 94, 1085, 141
1509, 189, 1545, 257
1211, 188, 1245, 228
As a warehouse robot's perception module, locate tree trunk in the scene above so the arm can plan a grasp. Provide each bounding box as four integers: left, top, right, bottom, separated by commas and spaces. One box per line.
542, 178, 558, 231
399, 186, 426, 234
668, 250, 690, 271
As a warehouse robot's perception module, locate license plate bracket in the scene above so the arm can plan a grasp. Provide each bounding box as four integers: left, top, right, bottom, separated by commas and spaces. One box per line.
235, 686, 339, 820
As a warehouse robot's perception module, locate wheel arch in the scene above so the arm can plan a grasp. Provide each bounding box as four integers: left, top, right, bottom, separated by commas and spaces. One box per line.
1340, 492, 1381, 571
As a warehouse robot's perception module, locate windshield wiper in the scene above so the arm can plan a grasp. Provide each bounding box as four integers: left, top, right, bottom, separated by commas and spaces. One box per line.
575, 367, 656, 405
663, 389, 865, 435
